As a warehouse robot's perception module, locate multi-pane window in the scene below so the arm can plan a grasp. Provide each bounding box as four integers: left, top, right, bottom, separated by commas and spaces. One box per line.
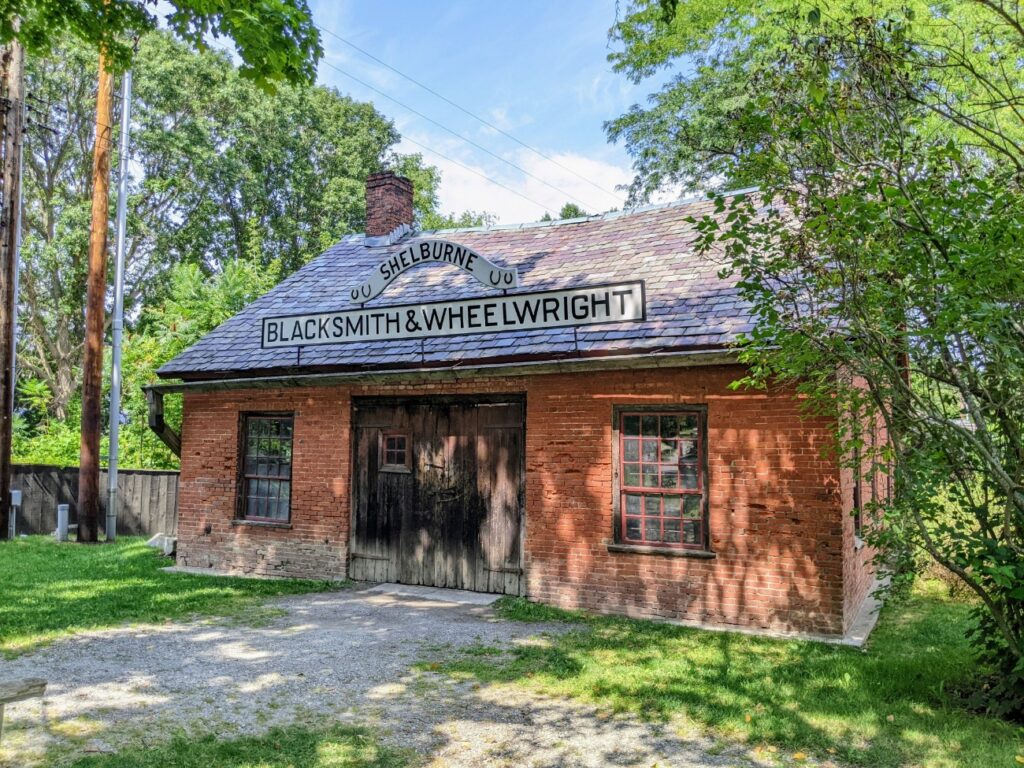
618, 411, 705, 549
381, 433, 409, 469
239, 415, 293, 522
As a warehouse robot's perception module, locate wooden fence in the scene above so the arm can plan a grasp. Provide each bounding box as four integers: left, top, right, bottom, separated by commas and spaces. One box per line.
10, 464, 179, 537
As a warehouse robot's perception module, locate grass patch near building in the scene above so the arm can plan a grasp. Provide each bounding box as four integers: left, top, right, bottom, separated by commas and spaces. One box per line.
61, 724, 411, 768
431, 581, 1023, 768
0, 536, 342, 657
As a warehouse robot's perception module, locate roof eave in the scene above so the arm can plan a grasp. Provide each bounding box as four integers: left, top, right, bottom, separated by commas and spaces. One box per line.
148, 347, 742, 395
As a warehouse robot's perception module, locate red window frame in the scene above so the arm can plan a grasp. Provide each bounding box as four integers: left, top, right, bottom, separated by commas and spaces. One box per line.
380, 432, 411, 471
617, 410, 707, 550
238, 413, 294, 523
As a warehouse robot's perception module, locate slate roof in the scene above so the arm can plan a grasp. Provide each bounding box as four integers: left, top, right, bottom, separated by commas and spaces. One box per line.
158, 195, 755, 381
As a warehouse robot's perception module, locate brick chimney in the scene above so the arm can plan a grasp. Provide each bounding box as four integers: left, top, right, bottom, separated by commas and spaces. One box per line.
365, 172, 414, 241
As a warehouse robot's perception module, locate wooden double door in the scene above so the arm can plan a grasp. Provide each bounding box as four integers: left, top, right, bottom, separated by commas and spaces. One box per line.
350, 397, 525, 594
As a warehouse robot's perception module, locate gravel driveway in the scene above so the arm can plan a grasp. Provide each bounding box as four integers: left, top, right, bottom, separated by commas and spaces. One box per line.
0, 584, 778, 767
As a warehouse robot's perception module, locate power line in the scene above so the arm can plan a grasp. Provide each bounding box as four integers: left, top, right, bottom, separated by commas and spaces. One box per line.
318, 57, 596, 211
400, 133, 550, 214
321, 26, 623, 206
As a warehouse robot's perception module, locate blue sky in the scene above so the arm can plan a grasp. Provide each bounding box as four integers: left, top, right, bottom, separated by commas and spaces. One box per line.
309, 1, 658, 223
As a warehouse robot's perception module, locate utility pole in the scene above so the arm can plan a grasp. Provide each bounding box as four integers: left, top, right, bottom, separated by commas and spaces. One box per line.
78, 50, 114, 543
106, 69, 132, 542
0, 37, 24, 542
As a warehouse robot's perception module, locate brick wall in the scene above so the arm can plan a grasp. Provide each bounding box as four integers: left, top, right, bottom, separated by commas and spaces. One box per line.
840, 382, 886, 630
176, 364, 867, 635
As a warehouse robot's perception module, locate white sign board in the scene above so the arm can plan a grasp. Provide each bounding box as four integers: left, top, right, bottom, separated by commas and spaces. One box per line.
262, 281, 645, 348
350, 238, 518, 304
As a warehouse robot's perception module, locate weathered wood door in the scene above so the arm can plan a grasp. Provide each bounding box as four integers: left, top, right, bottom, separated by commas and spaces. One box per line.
350, 397, 524, 594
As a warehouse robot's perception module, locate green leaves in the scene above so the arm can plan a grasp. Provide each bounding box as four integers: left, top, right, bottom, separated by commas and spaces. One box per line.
4, 0, 322, 90
618, 0, 1024, 713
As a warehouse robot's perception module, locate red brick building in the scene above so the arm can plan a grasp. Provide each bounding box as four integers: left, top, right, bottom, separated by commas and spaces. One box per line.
151, 173, 876, 639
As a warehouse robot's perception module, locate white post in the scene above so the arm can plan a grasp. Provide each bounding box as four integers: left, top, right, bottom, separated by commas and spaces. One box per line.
106, 70, 132, 543
10, 89, 25, 389
56, 503, 69, 542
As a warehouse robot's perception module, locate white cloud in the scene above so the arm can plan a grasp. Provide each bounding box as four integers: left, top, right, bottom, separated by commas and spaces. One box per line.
398, 137, 642, 223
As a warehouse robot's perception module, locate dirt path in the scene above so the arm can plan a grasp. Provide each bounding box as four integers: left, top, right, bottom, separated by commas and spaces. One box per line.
0, 584, 779, 767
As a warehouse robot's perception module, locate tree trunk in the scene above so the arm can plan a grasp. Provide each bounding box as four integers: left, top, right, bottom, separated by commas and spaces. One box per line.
77, 51, 114, 543
0, 38, 24, 541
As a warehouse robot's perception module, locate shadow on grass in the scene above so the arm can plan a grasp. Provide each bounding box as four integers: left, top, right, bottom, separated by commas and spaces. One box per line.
62, 724, 412, 768
0, 537, 343, 657
430, 586, 1022, 768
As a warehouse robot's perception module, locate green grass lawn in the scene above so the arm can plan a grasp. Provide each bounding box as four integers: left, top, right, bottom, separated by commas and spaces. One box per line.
62, 725, 411, 768
431, 581, 1024, 768
0, 536, 341, 657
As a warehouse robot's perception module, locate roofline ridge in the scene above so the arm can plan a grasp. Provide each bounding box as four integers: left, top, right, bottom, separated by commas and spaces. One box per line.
414, 185, 762, 236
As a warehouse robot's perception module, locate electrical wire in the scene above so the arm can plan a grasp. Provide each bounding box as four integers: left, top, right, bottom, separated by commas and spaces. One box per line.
318, 58, 597, 211
400, 133, 551, 214
320, 26, 622, 206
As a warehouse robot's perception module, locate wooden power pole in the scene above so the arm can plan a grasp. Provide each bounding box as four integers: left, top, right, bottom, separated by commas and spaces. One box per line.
78, 51, 115, 543
0, 38, 24, 541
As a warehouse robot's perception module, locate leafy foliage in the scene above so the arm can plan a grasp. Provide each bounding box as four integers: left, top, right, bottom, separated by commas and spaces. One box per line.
14, 31, 484, 465
1, 0, 322, 89
15, 259, 278, 469
539, 202, 590, 221
610, 1, 1024, 713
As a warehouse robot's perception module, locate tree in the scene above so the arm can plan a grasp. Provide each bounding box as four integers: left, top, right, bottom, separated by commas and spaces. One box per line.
14, 259, 281, 469
1, 0, 321, 89
611, 0, 1024, 711
16, 31, 446, 423
539, 203, 589, 221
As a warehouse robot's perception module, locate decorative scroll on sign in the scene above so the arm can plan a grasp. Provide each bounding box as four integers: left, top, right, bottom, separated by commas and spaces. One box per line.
350, 238, 519, 304
262, 281, 646, 348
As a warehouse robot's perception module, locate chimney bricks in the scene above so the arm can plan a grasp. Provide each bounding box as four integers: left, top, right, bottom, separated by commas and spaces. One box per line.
365, 172, 414, 239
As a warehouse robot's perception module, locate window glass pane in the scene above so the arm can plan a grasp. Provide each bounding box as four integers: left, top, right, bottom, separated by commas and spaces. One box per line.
623, 463, 641, 486
683, 495, 701, 518
660, 440, 678, 462
642, 465, 659, 487
384, 434, 408, 466
683, 520, 700, 544
642, 440, 658, 462
664, 519, 681, 543
616, 410, 705, 548
242, 416, 293, 521
623, 439, 639, 461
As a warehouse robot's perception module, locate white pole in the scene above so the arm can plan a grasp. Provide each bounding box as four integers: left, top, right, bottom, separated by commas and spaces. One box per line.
106, 69, 132, 542
10, 89, 24, 389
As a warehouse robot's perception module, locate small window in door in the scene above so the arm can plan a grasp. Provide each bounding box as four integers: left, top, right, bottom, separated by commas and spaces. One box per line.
381, 433, 410, 471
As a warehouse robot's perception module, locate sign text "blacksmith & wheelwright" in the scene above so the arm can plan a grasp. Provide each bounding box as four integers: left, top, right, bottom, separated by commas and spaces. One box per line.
262, 281, 645, 348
